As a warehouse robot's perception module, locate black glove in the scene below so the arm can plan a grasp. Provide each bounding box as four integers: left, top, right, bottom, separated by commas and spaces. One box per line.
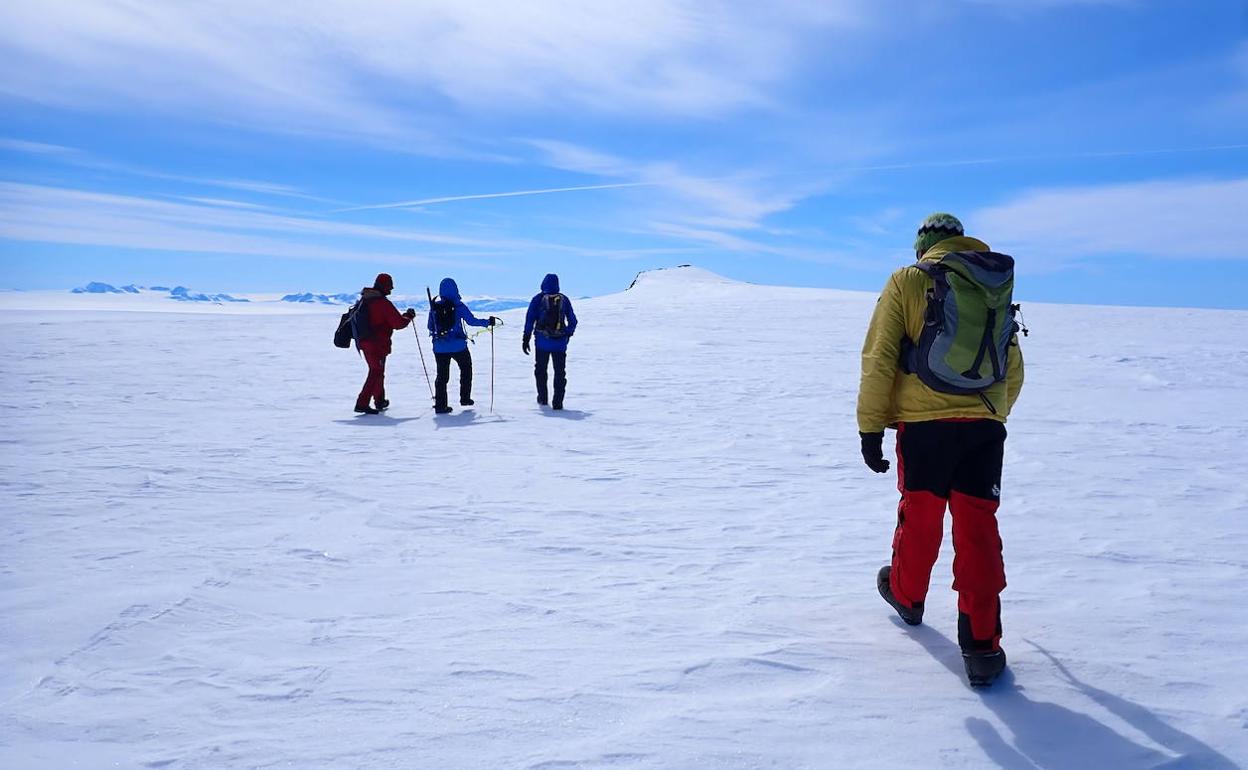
522, 336, 531, 355
488, 316, 498, 327
403, 308, 417, 319
860, 431, 891, 474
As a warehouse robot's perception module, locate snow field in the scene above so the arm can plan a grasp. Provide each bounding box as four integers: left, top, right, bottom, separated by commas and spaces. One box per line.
1, 267, 1245, 768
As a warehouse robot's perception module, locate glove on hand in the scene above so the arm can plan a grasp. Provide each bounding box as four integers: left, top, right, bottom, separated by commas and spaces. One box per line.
403, 308, 417, 319
522, 337, 531, 355
488, 316, 498, 326
860, 431, 891, 474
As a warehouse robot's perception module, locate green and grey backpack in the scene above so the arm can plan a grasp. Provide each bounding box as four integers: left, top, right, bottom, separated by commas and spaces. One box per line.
900, 251, 1020, 401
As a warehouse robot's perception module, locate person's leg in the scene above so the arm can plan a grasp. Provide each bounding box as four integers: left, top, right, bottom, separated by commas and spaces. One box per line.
357, 347, 384, 410
890, 421, 958, 611
534, 349, 550, 404
552, 351, 567, 408
949, 420, 1008, 652
455, 349, 473, 404
374, 353, 388, 408
434, 353, 451, 410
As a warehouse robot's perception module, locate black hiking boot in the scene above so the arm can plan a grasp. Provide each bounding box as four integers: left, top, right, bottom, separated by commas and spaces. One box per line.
375, 398, 390, 411
460, 398, 474, 406
354, 404, 380, 415
877, 565, 923, 626
434, 405, 453, 414
537, 396, 548, 406
552, 402, 564, 410
963, 649, 1007, 688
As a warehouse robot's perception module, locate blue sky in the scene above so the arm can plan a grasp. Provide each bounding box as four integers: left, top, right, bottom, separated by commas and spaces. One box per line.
1, 0, 1246, 307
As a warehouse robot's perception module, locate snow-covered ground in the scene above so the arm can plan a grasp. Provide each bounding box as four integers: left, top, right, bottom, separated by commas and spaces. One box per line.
1, 266, 1245, 768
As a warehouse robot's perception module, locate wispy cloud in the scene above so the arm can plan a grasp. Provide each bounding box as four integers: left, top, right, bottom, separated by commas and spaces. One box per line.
0, 137, 77, 154
1, 136, 348, 205
0, 0, 867, 145
337, 182, 655, 213
527, 139, 819, 234
974, 176, 1248, 265
0, 182, 542, 265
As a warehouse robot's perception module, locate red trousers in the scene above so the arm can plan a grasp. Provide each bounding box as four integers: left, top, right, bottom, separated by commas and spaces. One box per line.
356, 345, 388, 409
889, 420, 1007, 651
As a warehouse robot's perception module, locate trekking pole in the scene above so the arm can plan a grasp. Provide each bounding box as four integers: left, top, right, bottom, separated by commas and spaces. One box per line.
489, 320, 496, 414
412, 324, 434, 400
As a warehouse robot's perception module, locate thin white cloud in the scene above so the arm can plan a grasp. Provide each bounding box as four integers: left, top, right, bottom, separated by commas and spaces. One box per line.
527, 139, 816, 229
0, 182, 541, 265
974, 177, 1248, 265
967, 0, 1134, 6
0, 0, 867, 143
0, 137, 78, 154
0, 181, 712, 266
338, 182, 655, 213
1, 136, 349, 205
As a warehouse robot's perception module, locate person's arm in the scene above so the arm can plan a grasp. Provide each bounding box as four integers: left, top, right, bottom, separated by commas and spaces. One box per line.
1006, 335, 1024, 411
380, 299, 411, 330
563, 296, 577, 336
856, 272, 906, 434
524, 296, 539, 338
459, 302, 491, 328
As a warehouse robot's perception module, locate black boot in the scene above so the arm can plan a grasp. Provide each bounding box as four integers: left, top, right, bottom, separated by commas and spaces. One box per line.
877, 566, 923, 626
376, 398, 390, 411
355, 404, 380, 415
537, 396, 548, 406
460, 398, 474, 406
434, 405, 453, 414
963, 649, 1007, 688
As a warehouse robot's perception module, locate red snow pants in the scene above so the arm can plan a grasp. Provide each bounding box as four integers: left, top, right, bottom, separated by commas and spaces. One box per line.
889, 419, 1007, 651
356, 344, 388, 409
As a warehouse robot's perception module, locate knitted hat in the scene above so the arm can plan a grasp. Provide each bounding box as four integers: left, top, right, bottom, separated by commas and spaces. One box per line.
914, 212, 964, 255
373, 273, 394, 291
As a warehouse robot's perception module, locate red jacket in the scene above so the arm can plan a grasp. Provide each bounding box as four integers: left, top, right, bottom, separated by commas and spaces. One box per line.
358, 288, 412, 355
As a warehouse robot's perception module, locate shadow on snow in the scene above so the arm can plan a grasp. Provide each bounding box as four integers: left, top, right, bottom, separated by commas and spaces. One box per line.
540, 408, 591, 421
433, 410, 508, 429
900, 622, 1236, 769
332, 414, 423, 426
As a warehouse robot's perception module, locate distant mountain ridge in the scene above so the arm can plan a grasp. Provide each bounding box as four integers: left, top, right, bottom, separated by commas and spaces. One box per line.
280, 291, 529, 312
72, 282, 249, 303
71, 282, 528, 311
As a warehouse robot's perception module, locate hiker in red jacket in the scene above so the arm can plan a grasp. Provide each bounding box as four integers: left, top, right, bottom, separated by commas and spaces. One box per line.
355, 273, 416, 415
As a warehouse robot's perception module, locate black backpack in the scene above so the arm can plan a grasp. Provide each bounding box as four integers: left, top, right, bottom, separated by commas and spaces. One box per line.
334, 298, 374, 349
537, 293, 566, 337
430, 297, 459, 338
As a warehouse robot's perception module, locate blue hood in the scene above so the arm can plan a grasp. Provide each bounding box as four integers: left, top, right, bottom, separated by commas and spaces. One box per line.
541, 274, 560, 294
438, 277, 461, 301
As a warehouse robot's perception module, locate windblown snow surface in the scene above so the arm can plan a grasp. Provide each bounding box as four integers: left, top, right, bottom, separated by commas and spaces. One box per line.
1, 266, 1245, 769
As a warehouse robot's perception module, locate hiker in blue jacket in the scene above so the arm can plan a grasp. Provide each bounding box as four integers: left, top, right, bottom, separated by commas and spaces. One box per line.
428, 277, 496, 414
522, 273, 578, 410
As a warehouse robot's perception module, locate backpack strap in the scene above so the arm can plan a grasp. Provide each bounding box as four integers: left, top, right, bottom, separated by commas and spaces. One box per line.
898, 262, 946, 374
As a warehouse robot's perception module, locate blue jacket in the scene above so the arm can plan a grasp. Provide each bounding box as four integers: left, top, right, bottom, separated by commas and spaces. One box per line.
523, 274, 578, 353
428, 277, 491, 354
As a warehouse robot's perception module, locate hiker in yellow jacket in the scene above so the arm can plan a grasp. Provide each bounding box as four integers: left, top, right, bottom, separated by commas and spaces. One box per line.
857, 212, 1025, 687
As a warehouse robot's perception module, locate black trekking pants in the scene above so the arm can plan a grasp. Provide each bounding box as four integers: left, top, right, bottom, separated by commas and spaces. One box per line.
434, 350, 473, 408
534, 349, 567, 405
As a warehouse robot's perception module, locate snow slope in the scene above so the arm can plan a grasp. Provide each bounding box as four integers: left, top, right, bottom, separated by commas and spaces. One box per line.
1, 266, 1245, 768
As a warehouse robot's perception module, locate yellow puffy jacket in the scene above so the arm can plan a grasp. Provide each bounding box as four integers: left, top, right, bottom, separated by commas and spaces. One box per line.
856, 236, 1024, 433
